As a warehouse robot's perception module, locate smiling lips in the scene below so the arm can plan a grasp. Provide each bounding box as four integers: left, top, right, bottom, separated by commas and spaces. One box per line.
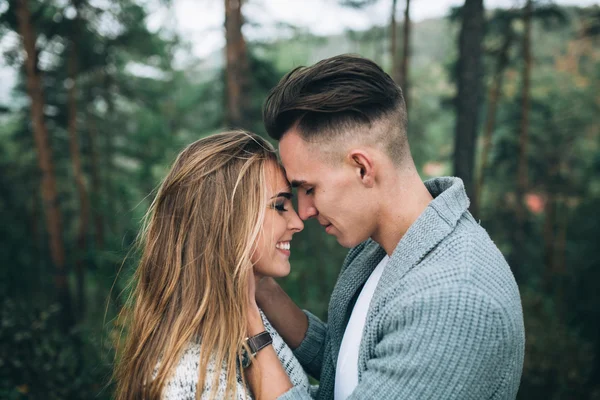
275, 241, 290, 250
275, 241, 291, 257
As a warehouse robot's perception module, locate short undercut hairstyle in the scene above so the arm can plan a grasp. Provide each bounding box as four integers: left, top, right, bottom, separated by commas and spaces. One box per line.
263, 54, 409, 164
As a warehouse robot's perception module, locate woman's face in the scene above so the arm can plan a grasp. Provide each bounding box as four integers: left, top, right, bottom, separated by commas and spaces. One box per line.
252, 162, 304, 278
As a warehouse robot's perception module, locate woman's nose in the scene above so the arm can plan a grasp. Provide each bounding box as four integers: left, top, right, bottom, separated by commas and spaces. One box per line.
289, 209, 304, 232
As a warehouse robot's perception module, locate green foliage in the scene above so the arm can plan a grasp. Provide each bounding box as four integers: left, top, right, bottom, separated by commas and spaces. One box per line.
519, 288, 597, 399
1, 0, 599, 398
0, 299, 113, 400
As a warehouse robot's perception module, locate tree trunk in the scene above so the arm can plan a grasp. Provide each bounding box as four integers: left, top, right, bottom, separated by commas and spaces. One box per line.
30, 190, 43, 292
514, 0, 533, 270
475, 29, 513, 216
553, 195, 568, 313
453, 0, 485, 218
554, 196, 567, 278
542, 192, 556, 291
390, 0, 398, 81
224, 0, 249, 128
100, 72, 123, 312
67, 30, 90, 321
399, 0, 411, 110
16, 0, 72, 328
87, 113, 104, 249
102, 72, 120, 236
374, 29, 385, 67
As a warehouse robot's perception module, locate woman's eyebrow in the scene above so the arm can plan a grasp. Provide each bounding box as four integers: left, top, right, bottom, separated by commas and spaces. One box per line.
291, 180, 306, 188
270, 192, 293, 200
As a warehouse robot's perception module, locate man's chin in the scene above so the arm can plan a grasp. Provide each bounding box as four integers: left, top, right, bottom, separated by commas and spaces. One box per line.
335, 236, 361, 249
335, 233, 371, 249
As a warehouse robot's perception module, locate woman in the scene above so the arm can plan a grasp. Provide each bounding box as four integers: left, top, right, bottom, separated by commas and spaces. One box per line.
113, 131, 309, 399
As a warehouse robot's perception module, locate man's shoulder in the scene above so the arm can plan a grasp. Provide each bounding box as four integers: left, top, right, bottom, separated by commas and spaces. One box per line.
443, 215, 515, 286
404, 215, 521, 312
382, 238, 523, 338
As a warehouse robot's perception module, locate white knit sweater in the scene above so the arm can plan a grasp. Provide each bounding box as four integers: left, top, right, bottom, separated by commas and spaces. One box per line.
162, 311, 310, 399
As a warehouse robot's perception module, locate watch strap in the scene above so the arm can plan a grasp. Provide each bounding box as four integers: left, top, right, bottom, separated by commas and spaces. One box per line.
247, 331, 272, 355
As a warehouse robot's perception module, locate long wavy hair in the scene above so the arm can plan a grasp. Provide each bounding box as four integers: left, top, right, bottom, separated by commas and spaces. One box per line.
113, 131, 278, 399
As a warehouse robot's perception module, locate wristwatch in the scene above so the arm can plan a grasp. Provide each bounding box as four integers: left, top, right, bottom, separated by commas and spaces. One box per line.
240, 331, 273, 368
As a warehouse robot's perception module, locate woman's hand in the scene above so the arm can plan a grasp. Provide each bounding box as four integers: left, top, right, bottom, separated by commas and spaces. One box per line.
244, 271, 294, 399
246, 269, 266, 336
253, 277, 309, 350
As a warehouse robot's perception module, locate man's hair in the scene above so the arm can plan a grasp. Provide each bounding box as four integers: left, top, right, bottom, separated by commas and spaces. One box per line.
263, 54, 409, 163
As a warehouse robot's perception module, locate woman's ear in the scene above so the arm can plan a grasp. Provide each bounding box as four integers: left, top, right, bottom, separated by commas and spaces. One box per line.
348, 150, 375, 188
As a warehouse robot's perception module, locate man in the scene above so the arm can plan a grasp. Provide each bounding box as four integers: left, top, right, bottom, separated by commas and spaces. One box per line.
253, 54, 525, 399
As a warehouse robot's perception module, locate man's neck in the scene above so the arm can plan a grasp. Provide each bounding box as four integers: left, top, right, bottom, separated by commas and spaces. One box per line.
371, 172, 433, 256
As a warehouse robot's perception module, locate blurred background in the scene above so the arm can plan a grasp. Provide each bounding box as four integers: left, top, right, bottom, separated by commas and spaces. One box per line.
0, 0, 599, 398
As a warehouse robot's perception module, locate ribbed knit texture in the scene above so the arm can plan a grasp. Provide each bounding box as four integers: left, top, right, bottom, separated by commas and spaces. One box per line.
279, 177, 525, 400
162, 310, 310, 399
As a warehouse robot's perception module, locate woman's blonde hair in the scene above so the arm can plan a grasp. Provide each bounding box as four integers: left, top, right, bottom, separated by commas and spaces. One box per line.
113, 130, 278, 399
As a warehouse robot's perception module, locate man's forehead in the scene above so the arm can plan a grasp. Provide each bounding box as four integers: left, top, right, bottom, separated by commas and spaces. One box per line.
279, 129, 310, 157
278, 129, 320, 186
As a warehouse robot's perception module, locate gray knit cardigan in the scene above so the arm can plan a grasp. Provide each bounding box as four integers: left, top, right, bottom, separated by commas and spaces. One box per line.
278, 177, 525, 400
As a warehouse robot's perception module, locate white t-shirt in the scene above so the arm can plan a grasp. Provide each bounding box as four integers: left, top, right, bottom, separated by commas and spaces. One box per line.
334, 255, 389, 400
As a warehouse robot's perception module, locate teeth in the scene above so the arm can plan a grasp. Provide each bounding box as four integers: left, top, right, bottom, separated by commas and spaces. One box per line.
276, 242, 290, 250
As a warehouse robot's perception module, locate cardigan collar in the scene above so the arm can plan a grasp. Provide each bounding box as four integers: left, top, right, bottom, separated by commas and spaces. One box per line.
327, 177, 471, 367
382, 176, 471, 286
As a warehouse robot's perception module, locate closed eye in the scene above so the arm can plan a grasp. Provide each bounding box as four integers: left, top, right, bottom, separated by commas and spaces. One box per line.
273, 202, 288, 212
270, 192, 293, 212
305, 188, 314, 195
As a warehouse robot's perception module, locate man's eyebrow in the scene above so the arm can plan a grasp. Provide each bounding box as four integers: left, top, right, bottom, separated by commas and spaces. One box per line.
270, 192, 293, 200
290, 180, 306, 188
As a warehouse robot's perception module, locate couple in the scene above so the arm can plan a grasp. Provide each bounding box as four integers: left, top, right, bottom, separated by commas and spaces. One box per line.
114, 55, 525, 399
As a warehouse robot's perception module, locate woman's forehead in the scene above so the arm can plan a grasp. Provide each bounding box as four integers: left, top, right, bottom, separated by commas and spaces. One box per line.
266, 162, 291, 194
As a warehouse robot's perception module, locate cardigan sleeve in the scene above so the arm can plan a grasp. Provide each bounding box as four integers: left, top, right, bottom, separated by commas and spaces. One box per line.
291, 310, 328, 380
345, 282, 522, 400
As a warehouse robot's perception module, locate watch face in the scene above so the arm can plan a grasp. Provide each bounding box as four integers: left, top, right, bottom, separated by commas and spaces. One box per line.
240, 348, 252, 369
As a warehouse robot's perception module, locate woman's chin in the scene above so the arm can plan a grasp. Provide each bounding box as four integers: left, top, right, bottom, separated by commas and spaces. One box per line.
269, 265, 291, 279
255, 260, 291, 279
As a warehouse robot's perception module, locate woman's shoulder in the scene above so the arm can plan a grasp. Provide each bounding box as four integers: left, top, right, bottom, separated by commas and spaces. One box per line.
162, 309, 309, 399
162, 342, 249, 400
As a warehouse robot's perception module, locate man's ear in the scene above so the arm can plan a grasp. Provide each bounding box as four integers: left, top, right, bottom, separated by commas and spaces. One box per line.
347, 149, 375, 188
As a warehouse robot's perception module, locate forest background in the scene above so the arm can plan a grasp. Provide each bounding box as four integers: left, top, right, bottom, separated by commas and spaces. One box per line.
0, 0, 599, 398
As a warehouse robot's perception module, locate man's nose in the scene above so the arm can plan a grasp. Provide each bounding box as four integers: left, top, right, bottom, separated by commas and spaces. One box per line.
298, 193, 318, 221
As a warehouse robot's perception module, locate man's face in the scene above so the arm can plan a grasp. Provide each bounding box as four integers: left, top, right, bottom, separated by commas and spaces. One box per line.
279, 128, 376, 248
